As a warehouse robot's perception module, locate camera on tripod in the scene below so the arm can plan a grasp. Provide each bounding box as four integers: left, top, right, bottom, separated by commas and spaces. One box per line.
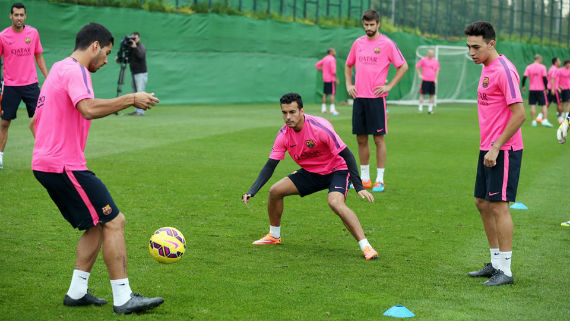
116, 35, 136, 64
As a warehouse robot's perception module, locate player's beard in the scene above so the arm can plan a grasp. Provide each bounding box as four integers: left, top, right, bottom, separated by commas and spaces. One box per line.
366, 29, 378, 37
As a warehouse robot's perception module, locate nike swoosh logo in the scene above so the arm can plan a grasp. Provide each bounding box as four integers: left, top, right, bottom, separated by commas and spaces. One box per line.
290, 145, 296, 148
164, 240, 179, 249
79, 276, 87, 280
376, 129, 384, 133
488, 192, 500, 196
505, 258, 511, 260
334, 186, 343, 189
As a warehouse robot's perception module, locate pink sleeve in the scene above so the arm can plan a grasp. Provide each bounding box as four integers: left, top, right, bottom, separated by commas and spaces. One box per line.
435, 60, 440, 71
34, 29, 43, 54
346, 41, 357, 67
499, 67, 523, 106
315, 58, 323, 70
0, 37, 3, 56
312, 118, 346, 155
388, 40, 405, 68
269, 129, 287, 160
415, 58, 423, 69
66, 67, 94, 107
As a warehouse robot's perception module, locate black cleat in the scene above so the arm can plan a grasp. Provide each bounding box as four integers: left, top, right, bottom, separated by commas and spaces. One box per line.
482, 269, 514, 286
63, 291, 107, 307
468, 263, 497, 278
113, 293, 164, 314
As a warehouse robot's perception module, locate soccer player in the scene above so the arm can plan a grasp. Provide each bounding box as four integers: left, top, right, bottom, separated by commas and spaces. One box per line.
345, 9, 408, 192
557, 60, 570, 119
0, 2, 48, 169
465, 21, 526, 286
315, 48, 340, 115
242, 93, 379, 261
522, 55, 552, 127
416, 49, 440, 114
546, 57, 563, 124
30, 23, 163, 314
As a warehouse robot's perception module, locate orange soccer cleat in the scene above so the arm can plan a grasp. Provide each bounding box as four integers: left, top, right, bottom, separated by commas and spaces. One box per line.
252, 233, 282, 245
362, 246, 378, 260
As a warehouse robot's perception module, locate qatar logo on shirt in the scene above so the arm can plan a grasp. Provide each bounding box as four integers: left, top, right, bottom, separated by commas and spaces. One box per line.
482, 77, 489, 88
25, 37, 31, 44
305, 139, 315, 149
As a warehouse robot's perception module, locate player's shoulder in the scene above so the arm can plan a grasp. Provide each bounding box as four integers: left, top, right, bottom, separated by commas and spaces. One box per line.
24, 25, 39, 33
306, 114, 334, 130
0, 26, 11, 36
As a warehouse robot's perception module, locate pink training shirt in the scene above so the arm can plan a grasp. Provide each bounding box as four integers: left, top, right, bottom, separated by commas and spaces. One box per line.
0, 25, 43, 86
416, 57, 440, 82
477, 55, 524, 151
315, 54, 337, 83
557, 67, 570, 90
547, 65, 558, 90
523, 62, 547, 91
346, 34, 406, 98
269, 114, 347, 175
32, 57, 94, 173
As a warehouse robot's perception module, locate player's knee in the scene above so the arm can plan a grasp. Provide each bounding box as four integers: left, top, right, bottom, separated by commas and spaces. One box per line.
356, 136, 368, 145
327, 194, 345, 211
104, 212, 126, 231
474, 198, 487, 210
268, 184, 284, 199
0, 120, 11, 130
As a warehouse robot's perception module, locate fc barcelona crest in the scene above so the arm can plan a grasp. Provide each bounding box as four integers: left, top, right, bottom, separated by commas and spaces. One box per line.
102, 205, 112, 215
25, 37, 31, 44
374, 48, 381, 54
305, 139, 315, 149
482, 77, 489, 88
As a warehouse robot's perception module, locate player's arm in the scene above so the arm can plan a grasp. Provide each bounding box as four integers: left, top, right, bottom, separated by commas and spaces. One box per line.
415, 64, 422, 79
35, 53, 48, 79
435, 70, 439, 84
374, 61, 409, 96
549, 75, 556, 94
345, 64, 357, 98
29, 113, 37, 137
338, 147, 374, 203
542, 76, 548, 90
242, 158, 280, 205
521, 76, 527, 93
76, 92, 159, 120
483, 102, 526, 167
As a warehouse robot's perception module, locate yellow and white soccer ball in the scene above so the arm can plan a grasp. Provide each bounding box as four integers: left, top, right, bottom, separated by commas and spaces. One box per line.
148, 227, 186, 263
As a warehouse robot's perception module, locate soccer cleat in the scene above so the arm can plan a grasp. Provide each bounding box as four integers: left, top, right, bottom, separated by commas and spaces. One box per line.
63, 290, 107, 307
362, 246, 378, 260
535, 117, 543, 124
531, 120, 537, 127
113, 293, 164, 314
561, 221, 570, 227
252, 233, 281, 245
331, 110, 340, 116
541, 120, 554, 127
482, 270, 514, 286
362, 180, 372, 189
468, 263, 497, 278
372, 182, 384, 192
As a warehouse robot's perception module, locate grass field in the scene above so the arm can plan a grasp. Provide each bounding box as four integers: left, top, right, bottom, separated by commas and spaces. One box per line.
0, 102, 568, 320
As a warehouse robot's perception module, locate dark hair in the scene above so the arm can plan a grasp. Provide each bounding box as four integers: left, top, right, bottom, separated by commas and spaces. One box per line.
11, 2, 25, 14
552, 57, 559, 64
327, 47, 334, 54
280, 93, 303, 109
74, 23, 114, 51
132, 31, 140, 37
564, 60, 570, 66
464, 21, 496, 43
362, 9, 379, 22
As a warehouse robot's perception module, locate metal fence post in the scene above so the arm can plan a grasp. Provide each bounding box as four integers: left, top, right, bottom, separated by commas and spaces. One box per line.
530, 0, 535, 39
520, 0, 524, 39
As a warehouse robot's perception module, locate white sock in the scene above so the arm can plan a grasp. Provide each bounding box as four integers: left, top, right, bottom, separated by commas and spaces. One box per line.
111, 278, 133, 306
428, 104, 433, 112
418, 104, 423, 111
376, 168, 385, 183
66, 269, 90, 299
537, 112, 543, 120
321, 103, 326, 112
269, 225, 281, 239
500, 251, 512, 277
358, 238, 371, 251
360, 165, 370, 182
329, 104, 336, 112
490, 248, 500, 269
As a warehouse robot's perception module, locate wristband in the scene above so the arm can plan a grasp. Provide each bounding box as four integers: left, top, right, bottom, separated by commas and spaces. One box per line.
133, 94, 135, 105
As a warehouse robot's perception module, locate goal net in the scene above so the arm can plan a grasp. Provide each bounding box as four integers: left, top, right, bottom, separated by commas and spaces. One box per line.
393, 45, 481, 105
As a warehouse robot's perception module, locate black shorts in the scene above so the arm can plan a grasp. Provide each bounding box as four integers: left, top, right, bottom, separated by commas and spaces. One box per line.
323, 82, 335, 95
288, 168, 350, 198
547, 91, 560, 104
528, 90, 546, 105
560, 89, 570, 103
1, 83, 40, 120
474, 149, 523, 202
420, 81, 436, 95
352, 97, 387, 135
33, 170, 120, 230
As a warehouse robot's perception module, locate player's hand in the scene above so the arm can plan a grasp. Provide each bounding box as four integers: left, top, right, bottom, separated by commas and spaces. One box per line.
242, 193, 252, 206
522, 87, 526, 93
133, 92, 160, 110
483, 148, 499, 167
557, 119, 569, 144
346, 85, 357, 98
373, 84, 393, 96
357, 190, 374, 203
336, 79, 340, 85
550, 89, 555, 95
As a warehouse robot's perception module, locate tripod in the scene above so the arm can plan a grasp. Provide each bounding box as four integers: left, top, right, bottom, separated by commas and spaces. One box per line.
115, 58, 129, 115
